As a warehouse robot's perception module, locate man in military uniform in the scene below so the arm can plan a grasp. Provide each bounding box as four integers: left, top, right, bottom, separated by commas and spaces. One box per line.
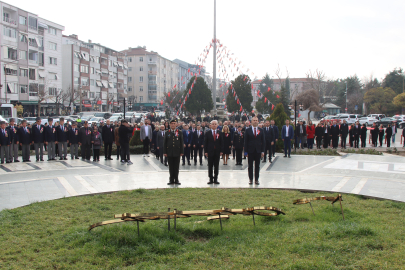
163, 119, 184, 185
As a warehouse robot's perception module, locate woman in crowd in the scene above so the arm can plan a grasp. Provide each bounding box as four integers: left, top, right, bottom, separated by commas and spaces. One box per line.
385, 124, 392, 147
164, 121, 170, 131
306, 120, 315, 149
360, 124, 367, 148
378, 124, 384, 147
114, 121, 121, 161
92, 126, 103, 161
315, 123, 324, 149
222, 125, 232, 165
323, 123, 331, 148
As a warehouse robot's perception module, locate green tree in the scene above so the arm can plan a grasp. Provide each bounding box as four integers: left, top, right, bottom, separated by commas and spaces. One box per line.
184, 76, 213, 115
269, 103, 291, 152
279, 85, 290, 115
226, 74, 253, 113
255, 74, 276, 113
393, 93, 405, 110
165, 90, 183, 109
364, 87, 397, 114
383, 68, 405, 95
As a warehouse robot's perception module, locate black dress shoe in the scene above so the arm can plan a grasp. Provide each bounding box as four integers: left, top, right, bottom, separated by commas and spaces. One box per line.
214, 181, 220, 184
255, 181, 260, 185
108, 158, 113, 160
27, 160, 31, 162
182, 163, 185, 166
60, 158, 63, 160
75, 157, 80, 159
249, 180, 253, 185
14, 160, 20, 162
71, 157, 74, 160
167, 182, 174, 185
164, 163, 168, 166
188, 162, 191, 165
283, 155, 287, 158
105, 158, 108, 160
262, 160, 266, 163
36, 159, 39, 162
175, 182, 181, 185
288, 155, 291, 158
207, 181, 214, 184
64, 158, 68, 160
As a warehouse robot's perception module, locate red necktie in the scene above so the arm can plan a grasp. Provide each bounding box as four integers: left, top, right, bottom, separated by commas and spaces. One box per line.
254, 128, 256, 138
213, 130, 216, 141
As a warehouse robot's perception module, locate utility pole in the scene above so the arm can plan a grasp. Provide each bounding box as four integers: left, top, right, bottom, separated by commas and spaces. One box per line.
345, 81, 348, 113
212, 0, 217, 115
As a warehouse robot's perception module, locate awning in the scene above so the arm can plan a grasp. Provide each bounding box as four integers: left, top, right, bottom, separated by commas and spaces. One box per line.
38, 71, 46, 78
101, 81, 108, 88
38, 22, 48, 29
83, 104, 92, 108
124, 65, 128, 69
118, 63, 123, 68
81, 52, 87, 59
96, 81, 102, 87
35, 37, 41, 47
109, 82, 114, 88
55, 75, 59, 80
113, 62, 118, 67
19, 101, 39, 105
97, 100, 102, 105
7, 83, 15, 93
95, 70, 101, 74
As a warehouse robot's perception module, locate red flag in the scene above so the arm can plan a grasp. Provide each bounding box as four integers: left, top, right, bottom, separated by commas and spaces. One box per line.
173, 84, 176, 89
177, 111, 179, 115
233, 92, 236, 97
268, 87, 271, 92
276, 94, 280, 99
183, 82, 185, 84
170, 101, 172, 103
185, 96, 187, 102
187, 68, 190, 72
226, 90, 229, 94
257, 90, 260, 96
160, 100, 163, 105
168, 92, 170, 97
264, 97, 267, 102
272, 104, 275, 110
237, 99, 240, 104
240, 106, 243, 112
231, 85, 233, 89
251, 85, 253, 89
298, 113, 301, 117
189, 89, 191, 94
181, 76, 183, 80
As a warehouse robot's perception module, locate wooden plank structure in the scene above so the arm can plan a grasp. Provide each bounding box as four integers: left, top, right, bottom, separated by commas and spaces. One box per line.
293, 194, 345, 220
89, 206, 286, 233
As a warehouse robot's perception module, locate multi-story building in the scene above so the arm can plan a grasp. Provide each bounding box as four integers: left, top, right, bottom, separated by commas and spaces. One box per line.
121, 46, 179, 109
62, 34, 128, 112
0, 1, 64, 114
173, 59, 206, 91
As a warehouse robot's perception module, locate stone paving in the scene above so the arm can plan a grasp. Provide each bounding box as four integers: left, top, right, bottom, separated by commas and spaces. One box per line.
1, 150, 405, 211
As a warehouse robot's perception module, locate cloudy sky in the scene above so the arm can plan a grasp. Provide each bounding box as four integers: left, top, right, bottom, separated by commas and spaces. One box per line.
12, 0, 405, 82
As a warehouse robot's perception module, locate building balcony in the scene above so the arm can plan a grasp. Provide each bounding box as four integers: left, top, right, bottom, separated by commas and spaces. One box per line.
148, 61, 157, 65
148, 70, 157, 75
3, 15, 17, 26
148, 95, 157, 101
148, 81, 157, 85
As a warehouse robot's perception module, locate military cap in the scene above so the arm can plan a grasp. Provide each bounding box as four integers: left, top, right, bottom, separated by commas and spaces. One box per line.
170, 119, 177, 123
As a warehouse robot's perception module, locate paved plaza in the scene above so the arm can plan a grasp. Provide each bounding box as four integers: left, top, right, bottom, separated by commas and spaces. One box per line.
1, 150, 405, 211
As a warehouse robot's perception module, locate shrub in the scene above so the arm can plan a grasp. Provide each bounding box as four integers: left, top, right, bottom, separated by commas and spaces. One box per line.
129, 130, 141, 146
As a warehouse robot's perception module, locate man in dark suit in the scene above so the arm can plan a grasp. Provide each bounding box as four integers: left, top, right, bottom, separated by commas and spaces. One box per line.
18, 120, 32, 162
157, 124, 167, 166
204, 120, 223, 184
330, 121, 340, 149
0, 121, 10, 164
270, 120, 279, 157
244, 117, 266, 185
233, 126, 244, 165
192, 124, 204, 166
353, 121, 361, 148
68, 122, 80, 159
31, 117, 45, 161
189, 123, 196, 159
281, 119, 294, 158
263, 120, 275, 163
7, 118, 19, 162
118, 120, 134, 164
339, 120, 349, 149
56, 117, 68, 160
78, 121, 92, 160
44, 118, 57, 160
182, 124, 193, 166
295, 120, 306, 149
163, 119, 184, 185
102, 120, 114, 160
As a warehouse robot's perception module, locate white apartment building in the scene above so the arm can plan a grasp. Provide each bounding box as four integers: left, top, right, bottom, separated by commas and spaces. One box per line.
173, 59, 206, 91
121, 47, 179, 109
62, 35, 128, 112
1, 1, 64, 115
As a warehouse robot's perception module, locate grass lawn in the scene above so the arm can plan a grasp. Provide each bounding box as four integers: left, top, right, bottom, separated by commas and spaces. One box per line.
1, 188, 404, 269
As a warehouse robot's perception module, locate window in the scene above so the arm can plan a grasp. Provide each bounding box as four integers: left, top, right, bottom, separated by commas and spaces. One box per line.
129, 57, 132, 62
3, 26, 17, 38
91, 67, 95, 74
6, 83, 17, 94
95, 56, 99, 63
140, 86, 143, 92
29, 83, 38, 96
80, 65, 89, 73
4, 47, 18, 60
48, 27, 57, 35
81, 77, 89, 86
49, 87, 57, 96
140, 66, 143, 71
20, 85, 28, 94
19, 50, 27, 60
19, 34, 28, 43
140, 76, 143, 82
74, 77, 79, 85
5, 66, 17, 76
128, 77, 132, 82
19, 16, 27, 25
49, 57, 57, 65
129, 67, 132, 71
139, 57, 143, 62
109, 60, 113, 66
19, 69, 28, 77
29, 68, 36, 80
128, 87, 132, 92
90, 92, 95, 98
140, 96, 143, 102
29, 17, 37, 30
90, 79, 95, 86
74, 64, 79, 72
49, 42, 57, 51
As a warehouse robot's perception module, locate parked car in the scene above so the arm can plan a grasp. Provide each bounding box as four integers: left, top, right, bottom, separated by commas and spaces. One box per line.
88, 117, 105, 125
93, 112, 112, 119
375, 117, 396, 127
399, 121, 405, 129
320, 115, 341, 125
367, 114, 386, 120
391, 115, 405, 123
24, 117, 37, 125
108, 116, 121, 123
346, 114, 361, 124
359, 117, 378, 126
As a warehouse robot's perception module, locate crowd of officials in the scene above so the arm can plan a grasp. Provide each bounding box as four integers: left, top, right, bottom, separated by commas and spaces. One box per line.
1, 114, 404, 184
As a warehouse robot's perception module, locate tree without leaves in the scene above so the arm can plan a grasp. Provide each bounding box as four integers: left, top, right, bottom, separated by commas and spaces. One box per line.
184, 76, 213, 115
363, 87, 397, 114
295, 89, 322, 123
226, 74, 253, 113
164, 90, 183, 109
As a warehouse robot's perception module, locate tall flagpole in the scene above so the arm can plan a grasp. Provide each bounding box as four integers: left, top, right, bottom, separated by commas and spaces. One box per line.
212, 0, 217, 115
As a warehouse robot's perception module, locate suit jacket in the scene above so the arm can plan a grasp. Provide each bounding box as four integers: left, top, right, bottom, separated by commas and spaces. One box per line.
44, 125, 57, 142
157, 130, 166, 149
68, 128, 80, 144
18, 126, 31, 145
244, 127, 265, 154
271, 125, 279, 141
330, 125, 340, 138
340, 124, 349, 137
55, 124, 69, 142
233, 132, 244, 149
78, 127, 92, 144
102, 125, 115, 143
295, 124, 307, 136
193, 130, 204, 147
315, 126, 324, 138
140, 124, 152, 140
281, 125, 294, 139
361, 126, 367, 138
0, 128, 11, 146
353, 125, 361, 136
386, 127, 392, 137
204, 129, 224, 156
163, 129, 184, 157
31, 124, 45, 143
263, 126, 275, 143
182, 129, 193, 145
6, 125, 19, 144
